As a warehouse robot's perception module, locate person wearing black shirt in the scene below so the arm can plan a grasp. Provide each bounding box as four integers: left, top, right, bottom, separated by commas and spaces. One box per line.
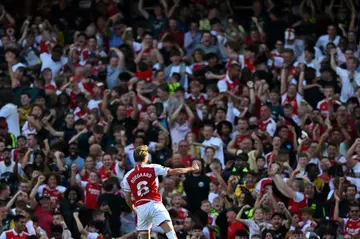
338, 184, 359, 218
183, 159, 210, 213
266, 9, 288, 50
110, 104, 138, 143
268, 213, 289, 239
97, 178, 131, 238
304, 183, 330, 220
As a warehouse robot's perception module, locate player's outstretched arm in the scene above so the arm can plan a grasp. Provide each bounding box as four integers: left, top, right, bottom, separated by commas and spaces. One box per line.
167, 163, 199, 176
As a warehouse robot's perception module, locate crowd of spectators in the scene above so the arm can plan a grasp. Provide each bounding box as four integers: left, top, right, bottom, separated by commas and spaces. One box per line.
0, 0, 359, 238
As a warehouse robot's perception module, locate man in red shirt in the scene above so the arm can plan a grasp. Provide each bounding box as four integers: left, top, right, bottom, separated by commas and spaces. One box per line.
0, 215, 29, 239
123, 145, 199, 239
227, 208, 247, 239
160, 18, 184, 47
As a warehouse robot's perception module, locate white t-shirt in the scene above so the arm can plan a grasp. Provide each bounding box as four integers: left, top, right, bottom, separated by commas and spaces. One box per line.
336, 67, 360, 103
87, 99, 102, 110
315, 35, 340, 53
40, 53, 67, 78
0, 161, 24, 176
124, 142, 155, 166
170, 121, 191, 147
200, 137, 224, 168
21, 121, 37, 136
208, 192, 219, 204
0, 103, 20, 137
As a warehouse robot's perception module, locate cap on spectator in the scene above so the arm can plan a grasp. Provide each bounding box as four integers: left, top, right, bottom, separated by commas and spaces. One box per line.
12, 63, 26, 72
37, 194, 51, 201
285, 28, 295, 40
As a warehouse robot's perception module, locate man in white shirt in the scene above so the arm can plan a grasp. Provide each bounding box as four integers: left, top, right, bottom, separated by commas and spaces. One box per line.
40, 45, 67, 79
199, 124, 225, 168
0, 92, 20, 137
259, 105, 277, 137
0, 148, 24, 177
299, 47, 321, 77
330, 48, 360, 103
315, 24, 340, 54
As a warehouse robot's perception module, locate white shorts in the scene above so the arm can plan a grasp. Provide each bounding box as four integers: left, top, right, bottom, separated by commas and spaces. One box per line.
134, 200, 171, 232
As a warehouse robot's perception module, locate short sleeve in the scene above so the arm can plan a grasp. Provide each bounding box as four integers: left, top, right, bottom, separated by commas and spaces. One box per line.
266, 122, 276, 137
293, 192, 305, 202
81, 181, 88, 188
217, 80, 227, 92
343, 218, 348, 228
148, 142, 157, 152
0, 231, 6, 239
336, 67, 347, 81
87, 232, 100, 239
0, 106, 10, 118
57, 186, 67, 193
337, 156, 347, 165
37, 185, 45, 195
16, 164, 25, 177
132, 42, 142, 52
122, 177, 131, 192
152, 164, 169, 176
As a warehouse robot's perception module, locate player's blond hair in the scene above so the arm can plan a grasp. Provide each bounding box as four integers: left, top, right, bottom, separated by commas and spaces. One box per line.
134, 145, 148, 162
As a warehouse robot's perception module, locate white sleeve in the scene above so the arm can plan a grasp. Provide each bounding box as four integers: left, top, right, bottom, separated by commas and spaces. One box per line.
57, 186, 67, 193
148, 142, 157, 152
293, 192, 305, 202
336, 67, 347, 82
87, 233, 99, 239
37, 185, 45, 195
226, 103, 235, 124
217, 80, 227, 92
88, 100, 99, 110
133, 42, 142, 52
0, 232, 6, 239
152, 164, 169, 176
315, 37, 322, 48
266, 122, 276, 137
39, 53, 46, 62
337, 156, 347, 164
0, 106, 10, 118
345, 177, 356, 185
186, 66, 192, 75
81, 181, 88, 188
122, 176, 131, 192
16, 164, 25, 177
343, 218, 348, 231
232, 107, 240, 117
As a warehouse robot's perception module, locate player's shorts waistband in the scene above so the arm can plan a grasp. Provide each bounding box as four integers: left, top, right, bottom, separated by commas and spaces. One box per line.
135, 199, 159, 207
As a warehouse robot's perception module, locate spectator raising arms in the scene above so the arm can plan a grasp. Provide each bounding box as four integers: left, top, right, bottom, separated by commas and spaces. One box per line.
0, 0, 359, 239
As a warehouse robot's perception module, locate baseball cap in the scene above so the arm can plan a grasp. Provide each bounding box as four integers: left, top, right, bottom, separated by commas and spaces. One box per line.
37, 194, 51, 201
